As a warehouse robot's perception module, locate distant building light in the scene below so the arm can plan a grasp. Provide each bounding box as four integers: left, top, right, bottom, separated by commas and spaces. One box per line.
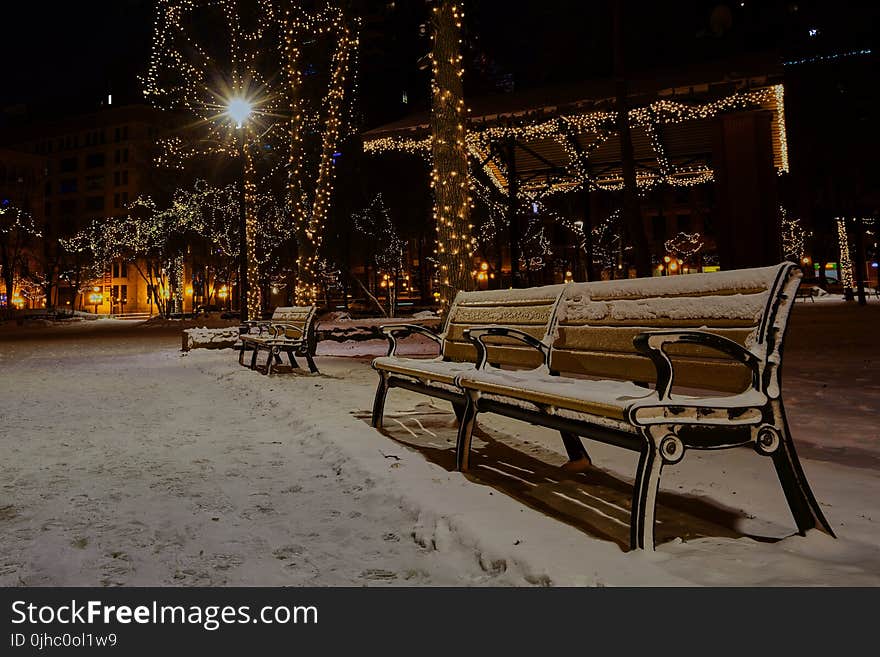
808, 28, 819, 37
872, 262, 878, 269
108, 94, 112, 105
402, 90, 408, 104
783, 48, 871, 66
531, 202, 539, 214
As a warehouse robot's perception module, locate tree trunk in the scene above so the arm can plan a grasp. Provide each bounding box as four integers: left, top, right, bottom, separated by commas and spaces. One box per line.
430, 0, 474, 312
854, 217, 867, 305
1, 242, 12, 311
613, 0, 651, 277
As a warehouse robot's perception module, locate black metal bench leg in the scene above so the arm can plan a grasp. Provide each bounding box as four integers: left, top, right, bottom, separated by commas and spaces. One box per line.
286, 350, 300, 369
630, 437, 663, 550
455, 393, 479, 472
304, 352, 319, 374
560, 432, 590, 463
371, 373, 390, 429
265, 348, 277, 376
767, 404, 835, 537
249, 345, 259, 370
238, 344, 246, 366
451, 401, 465, 425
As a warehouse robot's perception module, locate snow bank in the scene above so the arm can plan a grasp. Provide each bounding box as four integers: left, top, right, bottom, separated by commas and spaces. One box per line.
182, 327, 241, 351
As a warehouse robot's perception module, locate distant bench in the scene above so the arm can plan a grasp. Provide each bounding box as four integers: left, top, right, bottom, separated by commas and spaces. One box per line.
796, 283, 817, 302
238, 306, 319, 375
371, 284, 566, 428
372, 263, 834, 550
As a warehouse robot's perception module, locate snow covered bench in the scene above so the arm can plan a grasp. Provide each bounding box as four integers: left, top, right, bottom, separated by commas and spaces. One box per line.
238, 305, 319, 375
454, 263, 835, 550
370, 284, 566, 428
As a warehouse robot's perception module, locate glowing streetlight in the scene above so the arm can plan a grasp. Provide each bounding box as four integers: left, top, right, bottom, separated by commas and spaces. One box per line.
227, 98, 253, 129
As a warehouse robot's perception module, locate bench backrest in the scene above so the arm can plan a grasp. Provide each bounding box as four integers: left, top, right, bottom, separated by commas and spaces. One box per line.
442, 284, 566, 369
272, 306, 318, 349
272, 306, 315, 323
548, 263, 800, 393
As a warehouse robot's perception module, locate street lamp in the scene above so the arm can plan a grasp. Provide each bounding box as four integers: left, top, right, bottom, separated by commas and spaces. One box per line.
226, 98, 253, 129
226, 96, 254, 321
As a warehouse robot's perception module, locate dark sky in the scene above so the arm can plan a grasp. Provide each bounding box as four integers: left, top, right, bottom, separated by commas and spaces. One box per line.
1, 0, 153, 114
1, 1, 876, 125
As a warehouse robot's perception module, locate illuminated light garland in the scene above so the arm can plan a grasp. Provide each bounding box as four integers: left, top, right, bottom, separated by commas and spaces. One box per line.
0, 202, 43, 308
242, 143, 261, 316
779, 205, 805, 262
665, 231, 704, 260
353, 193, 407, 314
146, 1, 360, 309
60, 181, 262, 316
837, 217, 854, 288
783, 48, 872, 67
365, 84, 789, 197
429, 1, 474, 308
283, 6, 359, 305
145, 0, 293, 319
773, 84, 790, 174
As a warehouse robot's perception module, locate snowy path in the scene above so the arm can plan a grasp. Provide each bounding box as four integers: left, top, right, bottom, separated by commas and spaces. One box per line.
1, 304, 879, 586
0, 331, 516, 586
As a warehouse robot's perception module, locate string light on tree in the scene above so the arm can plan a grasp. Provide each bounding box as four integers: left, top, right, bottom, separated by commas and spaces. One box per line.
283, 6, 359, 305
429, 0, 474, 309
780, 205, 805, 263
837, 217, 854, 288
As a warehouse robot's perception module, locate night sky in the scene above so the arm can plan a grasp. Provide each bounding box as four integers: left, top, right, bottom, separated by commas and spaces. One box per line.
1, 1, 877, 127
1, 0, 153, 114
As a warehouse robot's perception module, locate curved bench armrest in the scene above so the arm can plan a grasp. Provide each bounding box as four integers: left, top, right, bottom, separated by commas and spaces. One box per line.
241, 319, 273, 335
380, 324, 443, 357
464, 326, 550, 370
269, 323, 305, 338
633, 329, 761, 400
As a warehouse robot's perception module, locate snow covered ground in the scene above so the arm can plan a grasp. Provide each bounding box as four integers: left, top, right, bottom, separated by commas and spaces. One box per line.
0, 301, 878, 586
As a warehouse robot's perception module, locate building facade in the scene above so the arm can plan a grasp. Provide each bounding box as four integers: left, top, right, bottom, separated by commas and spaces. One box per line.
2, 104, 168, 313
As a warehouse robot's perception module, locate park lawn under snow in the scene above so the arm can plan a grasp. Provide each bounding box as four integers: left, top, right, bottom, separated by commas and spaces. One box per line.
0, 301, 878, 586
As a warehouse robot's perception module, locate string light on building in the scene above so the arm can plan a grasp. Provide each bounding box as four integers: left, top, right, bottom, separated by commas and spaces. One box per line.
365, 84, 788, 199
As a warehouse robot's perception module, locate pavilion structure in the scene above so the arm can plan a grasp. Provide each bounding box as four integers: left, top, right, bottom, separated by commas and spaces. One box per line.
362, 59, 789, 280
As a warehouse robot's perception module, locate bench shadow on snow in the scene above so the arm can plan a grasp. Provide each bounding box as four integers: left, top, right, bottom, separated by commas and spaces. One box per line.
354, 404, 782, 551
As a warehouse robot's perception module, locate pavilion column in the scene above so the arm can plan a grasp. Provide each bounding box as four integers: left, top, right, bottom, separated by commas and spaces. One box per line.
713, 111, 779, 269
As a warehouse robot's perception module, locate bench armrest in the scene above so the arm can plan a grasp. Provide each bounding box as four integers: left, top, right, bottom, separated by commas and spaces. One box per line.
464, 326, 550, 370
633, 329, 760, 400
380, 324, 443, 357
268, 323, 305, 338
241, 319, 273, 335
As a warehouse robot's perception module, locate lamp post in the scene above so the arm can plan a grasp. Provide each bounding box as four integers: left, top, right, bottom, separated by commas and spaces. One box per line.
226, 97, 254, 321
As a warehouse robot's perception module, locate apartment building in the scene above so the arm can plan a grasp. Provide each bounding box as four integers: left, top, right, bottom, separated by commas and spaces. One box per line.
3, 104, 166, 312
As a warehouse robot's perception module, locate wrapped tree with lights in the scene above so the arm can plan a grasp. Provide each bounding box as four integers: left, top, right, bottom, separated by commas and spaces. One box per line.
430, 0, 474, 310
0, 202, 41, 312
283, 6, 359, 305
146, 1, 359, 312
354, 194, 407, 316
145, 0, 295, 319
779, 206, 805, 263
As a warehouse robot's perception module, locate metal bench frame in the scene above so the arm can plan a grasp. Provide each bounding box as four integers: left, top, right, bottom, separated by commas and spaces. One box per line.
238, 307, 319, 375
371, 324, 466, 427
453, 264, 835, 550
